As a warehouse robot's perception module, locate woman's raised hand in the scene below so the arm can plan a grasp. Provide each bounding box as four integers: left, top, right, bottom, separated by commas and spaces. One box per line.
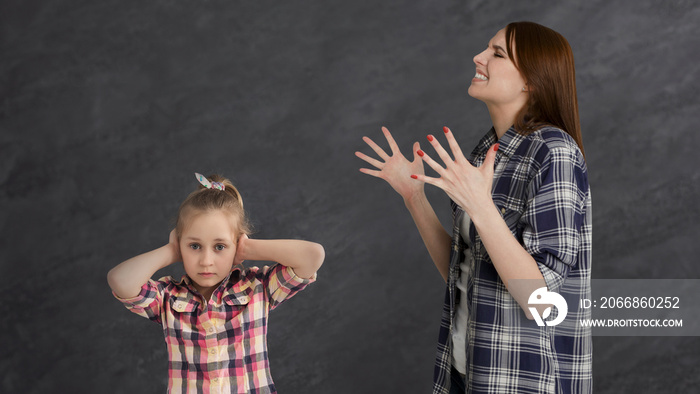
412, 126, 498, 219
356, 127, 425, 202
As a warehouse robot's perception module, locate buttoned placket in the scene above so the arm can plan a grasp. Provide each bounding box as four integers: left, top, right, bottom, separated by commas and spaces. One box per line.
201, 297, 222, 394
223, 288, 251, 393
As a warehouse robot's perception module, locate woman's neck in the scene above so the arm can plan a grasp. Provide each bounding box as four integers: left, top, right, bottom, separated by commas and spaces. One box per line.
486, 103, 522, 139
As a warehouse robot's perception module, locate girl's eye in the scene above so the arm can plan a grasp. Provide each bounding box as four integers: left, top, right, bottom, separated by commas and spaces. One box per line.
494, 52, 504, 58
189, 243, 201, 250
215, 244, 226, 251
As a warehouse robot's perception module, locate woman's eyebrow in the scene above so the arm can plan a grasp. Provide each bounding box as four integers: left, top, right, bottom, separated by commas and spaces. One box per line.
492, 44, 506, 54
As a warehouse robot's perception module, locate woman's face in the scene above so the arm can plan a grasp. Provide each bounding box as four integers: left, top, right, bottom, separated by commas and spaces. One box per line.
468, 28, 528, 111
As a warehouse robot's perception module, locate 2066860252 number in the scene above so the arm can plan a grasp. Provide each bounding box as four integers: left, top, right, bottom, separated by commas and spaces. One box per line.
599, 296, 680, 309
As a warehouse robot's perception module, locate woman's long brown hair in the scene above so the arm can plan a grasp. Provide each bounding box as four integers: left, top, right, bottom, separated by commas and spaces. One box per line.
505, 22, 585, 159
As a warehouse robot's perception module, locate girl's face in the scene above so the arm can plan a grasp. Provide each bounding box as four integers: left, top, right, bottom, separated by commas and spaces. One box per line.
179, 209, 240, 298
468, 28, 528, 111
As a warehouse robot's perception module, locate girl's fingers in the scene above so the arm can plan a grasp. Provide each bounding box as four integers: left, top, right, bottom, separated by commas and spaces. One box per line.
382, 127, 401, 156
426, 133, 454, 167
359, 168, 382, 178
355, 151, 384, 169
362, 136, 391, 161
416, 149, 447, 176
442, 126, 467, 163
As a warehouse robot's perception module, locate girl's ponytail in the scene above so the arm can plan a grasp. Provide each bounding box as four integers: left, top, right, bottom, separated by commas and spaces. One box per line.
176, 173, 252, 238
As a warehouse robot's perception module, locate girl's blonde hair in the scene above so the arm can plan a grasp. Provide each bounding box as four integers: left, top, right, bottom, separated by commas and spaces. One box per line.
175, 174, 252, 239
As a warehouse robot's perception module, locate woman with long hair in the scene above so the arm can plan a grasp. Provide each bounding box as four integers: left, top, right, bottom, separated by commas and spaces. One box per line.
357, 22, 591, 393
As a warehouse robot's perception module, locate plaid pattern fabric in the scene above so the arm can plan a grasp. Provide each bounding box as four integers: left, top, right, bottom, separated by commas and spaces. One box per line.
432, 126, 592, 394
115, 264, 316, 394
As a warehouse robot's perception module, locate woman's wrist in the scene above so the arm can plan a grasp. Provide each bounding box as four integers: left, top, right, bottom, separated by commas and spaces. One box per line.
466, 198, 501, 229
403, 189, 428, 210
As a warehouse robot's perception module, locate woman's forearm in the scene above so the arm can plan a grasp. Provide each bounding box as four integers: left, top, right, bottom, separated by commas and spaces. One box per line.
240, 239, 324, 279
404, 192, 452, 282
470, 204, 546, 318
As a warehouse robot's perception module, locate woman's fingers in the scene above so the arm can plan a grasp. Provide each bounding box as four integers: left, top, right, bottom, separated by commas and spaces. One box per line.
411, 141, 421, 162
362, 136, 391, 161
426, 133, 454, 167
355, 151, 384, 169
481, 143, 499, 177
416, 148, 447, 177
382, 126, 401, 156
442, 126, 466, 163
409, 173, 443, 189
359, 168, 382, 178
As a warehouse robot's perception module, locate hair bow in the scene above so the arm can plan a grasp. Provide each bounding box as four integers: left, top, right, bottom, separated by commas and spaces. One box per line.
194, 173, 225, 191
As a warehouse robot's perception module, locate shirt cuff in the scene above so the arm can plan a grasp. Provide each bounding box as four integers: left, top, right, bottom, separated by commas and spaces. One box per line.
284, 265, 317, 285
112, 280, 156, 308
537, 262, 565, 293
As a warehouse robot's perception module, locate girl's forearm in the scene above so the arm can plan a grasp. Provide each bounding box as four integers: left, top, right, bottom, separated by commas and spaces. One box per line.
404, 192, 452, 282
470, 204, 546, 318
241, 239, 324, 279
107, 244, 179, 299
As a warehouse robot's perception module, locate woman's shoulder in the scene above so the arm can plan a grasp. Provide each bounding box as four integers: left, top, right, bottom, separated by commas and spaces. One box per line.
521, 126, 585, 167
528, 126, 578, 151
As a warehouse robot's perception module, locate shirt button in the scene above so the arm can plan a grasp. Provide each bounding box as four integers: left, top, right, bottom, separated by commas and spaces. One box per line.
210, 349, 216, 355
500, 207, 506, 214
208, 328, 214, 333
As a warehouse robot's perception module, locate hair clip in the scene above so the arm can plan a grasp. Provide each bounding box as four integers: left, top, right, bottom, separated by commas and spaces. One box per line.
194, 173, 225, 191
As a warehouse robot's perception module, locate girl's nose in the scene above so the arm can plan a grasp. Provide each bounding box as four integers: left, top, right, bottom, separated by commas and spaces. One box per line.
199, 250, 214, 266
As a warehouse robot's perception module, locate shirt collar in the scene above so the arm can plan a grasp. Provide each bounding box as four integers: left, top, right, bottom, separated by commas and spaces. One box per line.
173, 266, 248, 305
470, 125, 526, 161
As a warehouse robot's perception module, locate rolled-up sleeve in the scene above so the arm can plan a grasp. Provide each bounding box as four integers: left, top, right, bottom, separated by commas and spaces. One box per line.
521, 145, 588, 293
261, 264, 316, 310
113, 279, 165, 324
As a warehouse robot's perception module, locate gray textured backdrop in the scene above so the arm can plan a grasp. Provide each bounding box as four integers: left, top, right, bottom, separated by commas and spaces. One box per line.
1, 0, 699, 393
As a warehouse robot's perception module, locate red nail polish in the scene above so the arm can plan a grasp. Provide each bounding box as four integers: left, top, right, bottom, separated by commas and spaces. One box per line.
427, 135, 434, 142
493, 143, 500, 152
443, 126, 449, 134
411, 175, 418, 179
417, 150, 424, 157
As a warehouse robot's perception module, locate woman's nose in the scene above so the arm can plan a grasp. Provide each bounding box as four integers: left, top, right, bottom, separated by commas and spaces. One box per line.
473, 48, 487, 66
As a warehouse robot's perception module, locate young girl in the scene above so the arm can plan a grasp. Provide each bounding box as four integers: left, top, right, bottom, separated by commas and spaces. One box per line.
357, 22, 591, 393
108, 173, 324, 394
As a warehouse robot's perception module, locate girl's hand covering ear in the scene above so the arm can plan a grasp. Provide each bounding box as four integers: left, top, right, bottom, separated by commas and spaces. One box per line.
411, 126, 498, 218
356, 126, 425, 202
234, 234, 249, 265
168, 229, 182, 263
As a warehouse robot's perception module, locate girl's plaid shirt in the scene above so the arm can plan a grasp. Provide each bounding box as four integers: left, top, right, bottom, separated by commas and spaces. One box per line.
114, 264, 316, 394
